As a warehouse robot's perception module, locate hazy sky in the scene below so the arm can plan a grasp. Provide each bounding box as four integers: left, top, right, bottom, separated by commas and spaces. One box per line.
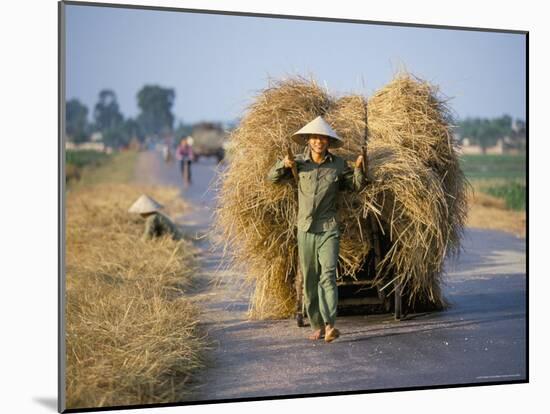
66, 4, 526, 124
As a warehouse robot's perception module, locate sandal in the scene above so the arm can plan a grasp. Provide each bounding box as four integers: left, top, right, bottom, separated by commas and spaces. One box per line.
324, 327, 340, 343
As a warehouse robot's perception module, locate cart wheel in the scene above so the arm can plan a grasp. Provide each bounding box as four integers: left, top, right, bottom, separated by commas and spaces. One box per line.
394, 284, 402, 320
296, 312, 305, 327
383, 297, 392, 313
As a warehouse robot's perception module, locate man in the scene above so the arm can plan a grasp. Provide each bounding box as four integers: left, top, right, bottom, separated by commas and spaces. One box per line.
128, 194, 183, 241
267, 116, 366, 343
176, 137, 194, 187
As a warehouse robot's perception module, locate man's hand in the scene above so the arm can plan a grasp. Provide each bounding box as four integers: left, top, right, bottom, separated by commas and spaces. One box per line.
355, 155, 364, 169
283, 155, 296, 169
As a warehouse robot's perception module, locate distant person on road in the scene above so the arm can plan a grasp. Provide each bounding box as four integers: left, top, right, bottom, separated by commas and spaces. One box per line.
267, 116, 366, 343
176, 137, 194, 187
128, 194, 182, 241
162, 144, 172, 163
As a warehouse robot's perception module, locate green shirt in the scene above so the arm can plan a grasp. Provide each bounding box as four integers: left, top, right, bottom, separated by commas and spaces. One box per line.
267, 150, 366, 233
143, 212, 183, 241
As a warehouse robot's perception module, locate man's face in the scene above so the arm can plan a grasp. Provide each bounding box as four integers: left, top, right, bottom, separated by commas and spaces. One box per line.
308, 134, 330, 155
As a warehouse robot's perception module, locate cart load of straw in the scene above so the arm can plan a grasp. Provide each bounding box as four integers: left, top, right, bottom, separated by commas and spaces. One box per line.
215, 73, 468, 319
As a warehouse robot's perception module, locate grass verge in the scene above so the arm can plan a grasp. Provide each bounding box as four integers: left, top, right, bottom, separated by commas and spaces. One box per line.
65, 153, 205, 408
67, 150, 138, 188
466, 187, 526, 238
460, 154, 526, 180
460, 154, 526, 237
482, 181, 526, 211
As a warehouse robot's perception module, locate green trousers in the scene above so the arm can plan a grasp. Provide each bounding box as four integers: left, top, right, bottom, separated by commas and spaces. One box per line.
297, 228, 340, 330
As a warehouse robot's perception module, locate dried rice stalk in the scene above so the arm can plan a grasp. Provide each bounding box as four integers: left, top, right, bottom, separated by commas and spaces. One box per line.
215, 73, 468, 318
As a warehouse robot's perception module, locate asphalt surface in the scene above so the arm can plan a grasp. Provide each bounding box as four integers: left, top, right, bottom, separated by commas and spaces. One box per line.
135, 150, 527, 401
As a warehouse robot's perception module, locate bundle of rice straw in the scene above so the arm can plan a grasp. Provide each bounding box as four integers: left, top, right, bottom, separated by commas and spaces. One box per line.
215, 73, 468, 319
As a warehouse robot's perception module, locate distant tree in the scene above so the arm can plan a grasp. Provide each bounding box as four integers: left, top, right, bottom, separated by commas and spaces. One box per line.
513, 119, 526, 139
515, 119, 526, 133
123, 118, 144, 142
66, 99, 89, 143
136, 85, 175, 138
93, 89, 124, 132
92, 89, 128, 149
458, 115, 515, 153
477, 119, 500, 152
493, 114, 512, 138
174, 121, 193, 140
102, 123, 129, 149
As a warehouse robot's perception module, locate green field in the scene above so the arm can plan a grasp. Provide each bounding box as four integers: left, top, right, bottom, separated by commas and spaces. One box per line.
460, 154, 526, 180
66, 149, 111, 168
66, 149, 137, 187
483, 181, 526, 211
459, 154, 526, 211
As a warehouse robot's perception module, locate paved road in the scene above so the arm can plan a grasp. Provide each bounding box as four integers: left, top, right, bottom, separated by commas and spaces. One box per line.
135, 151, 527, 401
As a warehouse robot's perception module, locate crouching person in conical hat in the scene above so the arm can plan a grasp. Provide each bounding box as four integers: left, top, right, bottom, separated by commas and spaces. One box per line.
128, 194, 183, 241
267, 116, 367, 343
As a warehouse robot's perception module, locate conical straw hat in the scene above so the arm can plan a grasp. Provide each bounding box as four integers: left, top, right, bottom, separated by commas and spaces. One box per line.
290, 116, 343, 148
128, 194, 164, 214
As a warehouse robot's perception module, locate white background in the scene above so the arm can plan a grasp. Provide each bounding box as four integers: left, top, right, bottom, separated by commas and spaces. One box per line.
0, 0, 543, 413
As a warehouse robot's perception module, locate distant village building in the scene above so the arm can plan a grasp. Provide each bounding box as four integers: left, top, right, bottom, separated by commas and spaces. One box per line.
459, 138, 502, 155
65, 131, 112, 153
456, 115, 526, 156
459, 135, 525, 155
90, 132, 103, 142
